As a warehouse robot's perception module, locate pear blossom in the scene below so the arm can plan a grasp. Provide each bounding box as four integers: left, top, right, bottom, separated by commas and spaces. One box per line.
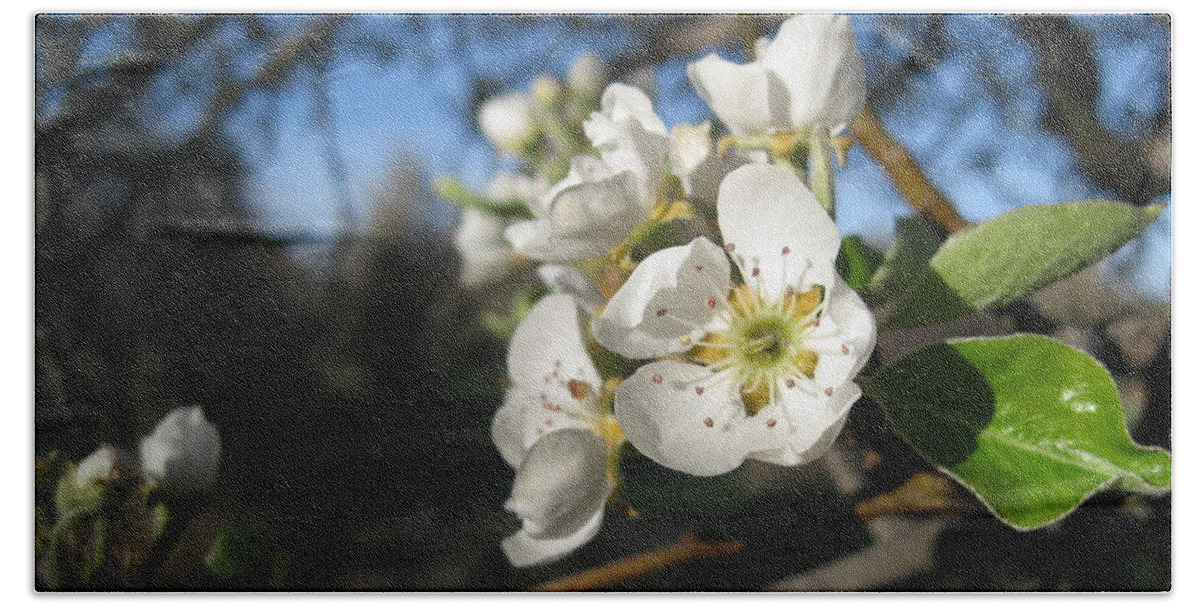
75, 445, 121, 488
491, 294, 625, 567
478, 91, 537, 153
594, 164, 875, 476
454, 173, 547, 286
669, 121, 737, 209
567, 53, 607, 99
139, 406, 222, 494
687, 14, 866, 139
56, 445, 121, 513
505, 83, 731, 262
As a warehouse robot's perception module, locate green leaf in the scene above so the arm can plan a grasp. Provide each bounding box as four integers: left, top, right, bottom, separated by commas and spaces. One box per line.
885, 201, 1163, 329
835, 236, 883, 292
865, 216, 941, 307
862, 335, 1170, 529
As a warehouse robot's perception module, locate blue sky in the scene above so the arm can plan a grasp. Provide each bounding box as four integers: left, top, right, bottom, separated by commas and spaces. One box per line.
56, 13, 1172, 300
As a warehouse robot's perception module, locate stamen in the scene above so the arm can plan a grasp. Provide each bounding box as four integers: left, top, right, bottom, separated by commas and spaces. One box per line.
656, 308, 668, 317
824, 387, 835, 397
694, 386, 705, 395
767, 418, 777, 428
652, 373, 663, 385
841, 344, 850, 355
724, 243, 735, 253
706, 296, 716, 309
703, 417, 715, 427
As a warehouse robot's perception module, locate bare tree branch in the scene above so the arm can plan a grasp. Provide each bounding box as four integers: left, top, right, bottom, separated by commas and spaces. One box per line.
1015, 15, 1170, 205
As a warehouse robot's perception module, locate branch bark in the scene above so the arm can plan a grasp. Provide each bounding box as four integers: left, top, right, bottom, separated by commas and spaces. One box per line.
531, 533, 744, 592
1015, 15, 1170, 205
851, 107, 969, 234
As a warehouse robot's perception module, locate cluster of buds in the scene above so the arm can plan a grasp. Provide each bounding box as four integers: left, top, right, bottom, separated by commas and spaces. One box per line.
37, 407, 222, 589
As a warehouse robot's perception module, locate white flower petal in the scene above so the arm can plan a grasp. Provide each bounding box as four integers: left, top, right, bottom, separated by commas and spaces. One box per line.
716, 164, 840, 298
493, 381, 599, 468
758, 14, 866, 129
669, 122, 712, 181
503, 504, 605, 568
505, 165, 643, 262
507, 294, 602, 391
139, 406, 221, 493
76, 445, 119, 488
491, 389, 530, 470
615, 361, 788, 476
537, 264, 606, 314
584, 85, 669, 204
752, 381, 860, 467
479, 91, 536, 152
807, 277, 876, 387
502, 429, 611, 567
593, 238, 730, 359
686, 54, 788, 137
455, 209, 511, 287
596, 83, 667, 137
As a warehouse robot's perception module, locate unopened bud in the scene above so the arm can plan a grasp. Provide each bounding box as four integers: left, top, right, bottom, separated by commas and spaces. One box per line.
140, 407, 222, 495
478, 91, 537, 153
567, 53, 607, 98
56, 445, 121, 515
530, 75, 562, 107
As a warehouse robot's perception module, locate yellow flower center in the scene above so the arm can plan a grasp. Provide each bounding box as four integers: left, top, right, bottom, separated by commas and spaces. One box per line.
686, 283, 824, 415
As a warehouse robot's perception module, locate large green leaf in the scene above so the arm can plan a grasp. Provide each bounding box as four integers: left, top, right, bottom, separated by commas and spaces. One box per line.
885, 201, 1163, 329
862, 335, 1170, 529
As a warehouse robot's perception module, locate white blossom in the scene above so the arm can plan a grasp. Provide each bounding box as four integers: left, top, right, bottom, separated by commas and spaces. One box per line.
492, 294, 624, 567
568, 53, 607, 98
594, 164, 875, 476
454, 173, 546, 286
139, 406, 222, 494
75, 445, 120, 488
505, 83, 730, 262
478, 91, 537, 153
687, 14, 866, 138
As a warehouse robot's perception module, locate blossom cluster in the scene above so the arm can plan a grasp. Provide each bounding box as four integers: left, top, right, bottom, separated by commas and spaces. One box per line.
448, 14, 876, 567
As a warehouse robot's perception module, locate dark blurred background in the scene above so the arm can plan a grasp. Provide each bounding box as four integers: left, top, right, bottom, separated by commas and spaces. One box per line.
34, 14, 1170, 590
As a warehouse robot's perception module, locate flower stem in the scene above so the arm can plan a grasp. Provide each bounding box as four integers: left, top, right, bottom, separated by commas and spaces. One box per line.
432, 177, 532, 219
808, 129, 836, 220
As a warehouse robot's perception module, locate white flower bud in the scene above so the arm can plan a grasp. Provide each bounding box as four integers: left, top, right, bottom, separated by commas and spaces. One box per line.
75, 445, 120, 488
567, 53, 607, 98
530, 75, 562, 107
139, 407, 221, 494
56, 445, 122, 514
478, 91, 537, 153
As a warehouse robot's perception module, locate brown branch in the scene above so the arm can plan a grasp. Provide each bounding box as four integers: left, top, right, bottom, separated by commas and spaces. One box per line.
531, 533, 744, 592
196, 16, 347, 140
1015, 15, 1170, 206
851, 107, 969, 234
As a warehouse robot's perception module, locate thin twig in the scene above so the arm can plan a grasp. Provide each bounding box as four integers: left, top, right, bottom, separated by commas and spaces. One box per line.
851, 107, 968, 234
767, 516, 950, 591
531, 533, 744, 592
